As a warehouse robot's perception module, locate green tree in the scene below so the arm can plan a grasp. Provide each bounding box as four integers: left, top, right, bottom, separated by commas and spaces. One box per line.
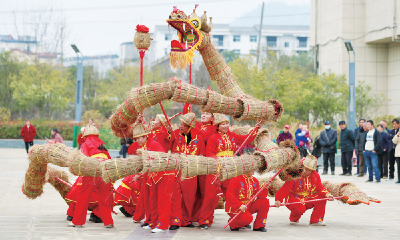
0, 52, 24, 113
221, 50, 238, 63
356, 81, 388, 120
10, 63, 73, 118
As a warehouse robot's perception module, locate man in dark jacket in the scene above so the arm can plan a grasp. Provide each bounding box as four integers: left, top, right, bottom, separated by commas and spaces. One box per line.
377, 124, 390, 179
117, 137, 133, 158
353, 119, 365, 174
387, 119, 399, 180
20, 120, 37, 154
319, 121, 337, 175
355, 124, 368, 177
364, 120, 382, 182
339, 121, 355, 176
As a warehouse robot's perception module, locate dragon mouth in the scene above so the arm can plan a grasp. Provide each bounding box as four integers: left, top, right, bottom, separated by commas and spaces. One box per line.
167, 20, 201, 52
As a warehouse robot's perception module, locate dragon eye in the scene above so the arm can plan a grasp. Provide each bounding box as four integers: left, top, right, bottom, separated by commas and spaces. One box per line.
169, 15, 172, 19
191, 20, 199, 28
177, 14, 181, 19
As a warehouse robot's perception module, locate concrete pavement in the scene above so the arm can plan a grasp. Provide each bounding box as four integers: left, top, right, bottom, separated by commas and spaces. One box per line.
0, 148, 399, 240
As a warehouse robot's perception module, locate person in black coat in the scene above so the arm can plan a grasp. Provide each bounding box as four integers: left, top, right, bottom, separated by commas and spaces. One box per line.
387, 119, 399, 180
319, 121, 337, 175
339, 121, 356, 176
118, 137, 133, 158
353, 119, 365, 174
377, 125, 390, 179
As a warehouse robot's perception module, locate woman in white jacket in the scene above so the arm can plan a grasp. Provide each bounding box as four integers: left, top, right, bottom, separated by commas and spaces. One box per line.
392, 132, 400, 184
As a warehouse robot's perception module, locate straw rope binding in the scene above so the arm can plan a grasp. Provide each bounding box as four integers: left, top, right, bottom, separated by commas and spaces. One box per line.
201, 90, 243, 117
101, 155, 143, 183
170, 78, 209, 106
218, 154, 263, 181
322, 181, 381, 205
138, 150, 181, 173
180, 155, 219, 179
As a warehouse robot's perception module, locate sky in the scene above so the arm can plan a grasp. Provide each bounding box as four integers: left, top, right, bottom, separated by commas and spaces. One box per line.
0, 0, 310, 57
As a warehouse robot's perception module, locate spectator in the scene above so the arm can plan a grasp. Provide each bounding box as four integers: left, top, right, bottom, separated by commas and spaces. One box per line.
295, 123, 309, 148
379, 120, 390, 134
339, 121, 355, 176
364, 120, 382, 183
77, 127, 85, 150
354, 119, 365, 175
20, 120, 37, 154
388, 119, 399, 180
298, 125, 311, 149
355, 123, 368, 177
276, 125, 293, 145
47, 128, 64, 144
117, 137, 133, 158
391, 129, 400, 184
319, 120, 337, 175
311, 135, 322, 159
377, 124, 390, 179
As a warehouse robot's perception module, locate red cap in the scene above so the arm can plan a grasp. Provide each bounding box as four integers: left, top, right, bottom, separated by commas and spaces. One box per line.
171, 40, 183, 49
284, 125, 290, 129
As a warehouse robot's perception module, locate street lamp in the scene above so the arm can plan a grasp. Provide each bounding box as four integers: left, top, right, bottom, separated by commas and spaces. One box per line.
71, 44, 83, 123
344, 41, 355, 130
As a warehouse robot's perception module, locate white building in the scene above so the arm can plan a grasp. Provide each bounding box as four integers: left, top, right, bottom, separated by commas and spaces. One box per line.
148, 24, 310, 64
311, 0, 400, 116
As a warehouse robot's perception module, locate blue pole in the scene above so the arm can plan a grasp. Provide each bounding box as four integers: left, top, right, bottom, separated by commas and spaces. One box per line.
75, 55, 83, 122
348, 58, 355, 130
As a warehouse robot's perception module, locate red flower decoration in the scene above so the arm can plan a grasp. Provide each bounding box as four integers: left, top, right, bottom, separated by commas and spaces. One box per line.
136, 24, 149, 33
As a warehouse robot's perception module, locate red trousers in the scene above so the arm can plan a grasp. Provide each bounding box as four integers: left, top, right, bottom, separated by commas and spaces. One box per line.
228, 198, 269, 229
67, 202, 101, 217
150, 175, 174, 230
72, 176, 113, 226
133, 176, 151, 225
170, 177, 182, 226
180, 176, 198, 226
198, 175, 219, 226
286, 198, 327, 223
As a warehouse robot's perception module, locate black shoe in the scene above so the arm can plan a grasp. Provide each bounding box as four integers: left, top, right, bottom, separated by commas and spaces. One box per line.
241, 225, 251, 229
375, 179, 381, 183
396, 180, 400, 184
253, 227, 267, 232
141, 223, 149, 227
339, 173, 346, 176
230, 227, 239, 231
389, 177, 394, 180
169, 225, 180, 230
94, 216, 103, 223
184, 224, 195, 228
89, 213, 97, 222
357, 174, 364, 177
321, 171, 327, 175
331, 171, 335, 175
345, 173, 351, 176
119, 207, 133, 217
67, 216, 73, 221
200, 224, 208, 230
366, 179, 373, 182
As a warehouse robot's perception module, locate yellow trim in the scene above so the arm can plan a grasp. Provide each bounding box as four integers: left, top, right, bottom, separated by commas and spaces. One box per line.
216, 151, 234, 157
51, 144, 63, 164
120, 182, 131, 190
223, 86, 238, 96
91, 153, 108, 159
114, 158, 121, 179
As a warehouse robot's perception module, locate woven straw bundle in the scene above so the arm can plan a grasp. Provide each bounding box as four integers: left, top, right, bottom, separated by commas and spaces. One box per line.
134, 31, 151, 50
46, 166, 71, 203
254, 140, 300, 175
67, 150, 104, 177
22, 145, 47, 199
233, 98, 276, 122
232, 126, 269, 147
278, 157, 303, 182
201, 91, 243, 117
258, 177, 285, 197
131, 81, 176, 112
40, 142, 73, 167
322, 181, 381, 205
139, 150, 181, 173
109, 105, 135, 138
170, 79, 209, 106
254, 132, 277, 151
180, 155, 219, 179
218, 154, 263, 181
101, 155, 143, 183
83, 124, 99, 137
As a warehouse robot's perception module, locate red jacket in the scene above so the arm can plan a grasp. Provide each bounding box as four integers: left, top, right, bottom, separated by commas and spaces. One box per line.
206, 130, 257, 157
275, 171, 329, 203
20, 125, 37, 142
171, 128, 206, 156
127, 142, 140, 155
150, 126, 172, 152
80, 135, 111, 159
195, 122, 217, 144
225, 175, 268, 214
77, 133, 85, 146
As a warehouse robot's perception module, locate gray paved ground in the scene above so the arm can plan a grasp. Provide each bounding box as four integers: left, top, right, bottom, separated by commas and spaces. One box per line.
0, 148, 399, 240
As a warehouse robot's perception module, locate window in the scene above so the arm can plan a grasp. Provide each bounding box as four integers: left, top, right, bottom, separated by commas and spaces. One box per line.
285, 42, 289, 48
233, 49, 240, 55
213, 35, 224, 46
250, 36, 257, 42
297, 37, 307, 48
165, 34, 172, 41
266, 36, 277, 47
233, 35, 241, 42
249, 50, 256, 55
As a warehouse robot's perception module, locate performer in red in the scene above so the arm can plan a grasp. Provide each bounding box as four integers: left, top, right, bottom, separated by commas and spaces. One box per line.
69, 124, 114, 228
150, 114, 173, 151
225, 171, 269, 231
170, 113, 206, 229
77, 127, 85, 149
114, 175, 141, 217
199, 114, 260, 229
195, 111, 217, 143
275, 155, 334, 226
131, 123, 174, 233
65, 176, 102, 223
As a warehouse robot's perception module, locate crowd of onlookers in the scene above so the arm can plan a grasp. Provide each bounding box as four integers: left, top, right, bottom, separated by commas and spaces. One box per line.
276, 119, 400, 184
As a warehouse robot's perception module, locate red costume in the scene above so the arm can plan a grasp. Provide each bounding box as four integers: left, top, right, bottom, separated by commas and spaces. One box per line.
65, 176, 100, 218
197, 130, 258, 227
275, 171, 329, 223
150, 126, 172, 152
72, 135, 114, 226
226, 175, 269, 230
20, 124, 37, 142
77, 133, 85, 147
114, 175, 141, 215
195, 122, 217, 143
170, 128, 206, 227
127, 142, 140, 155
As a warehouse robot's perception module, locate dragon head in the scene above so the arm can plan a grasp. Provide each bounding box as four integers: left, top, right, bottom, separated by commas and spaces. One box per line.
166, 5, 213, 69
